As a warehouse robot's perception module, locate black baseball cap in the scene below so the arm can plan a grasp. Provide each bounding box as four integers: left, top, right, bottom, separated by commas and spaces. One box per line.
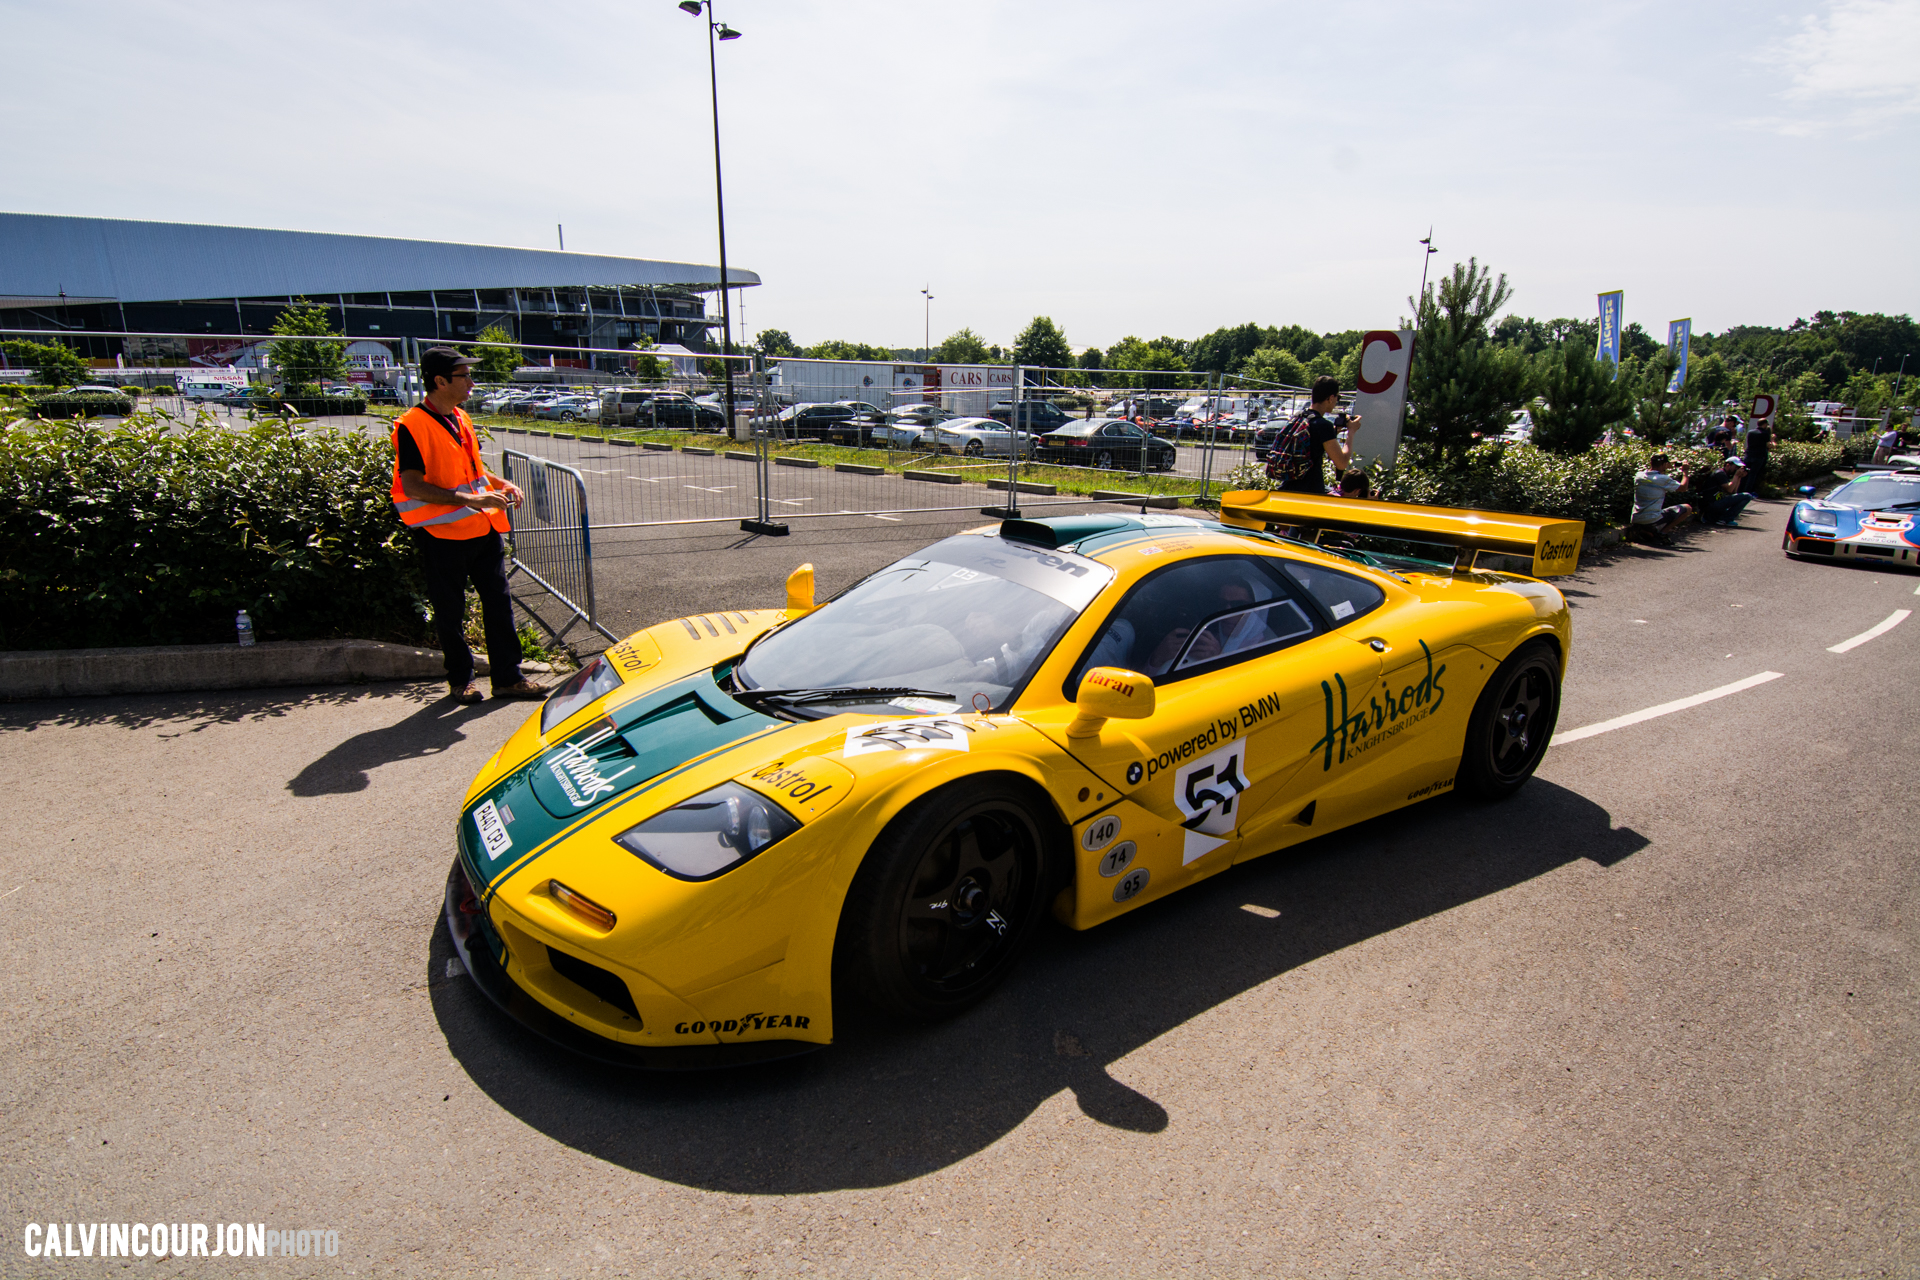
421, 346, 479, 384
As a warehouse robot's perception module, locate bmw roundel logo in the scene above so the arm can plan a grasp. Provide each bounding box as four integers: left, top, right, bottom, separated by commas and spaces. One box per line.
1127, 762, 1143, 785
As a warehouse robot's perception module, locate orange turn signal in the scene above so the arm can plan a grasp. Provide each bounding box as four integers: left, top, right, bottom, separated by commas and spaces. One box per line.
547, 880, 616, 931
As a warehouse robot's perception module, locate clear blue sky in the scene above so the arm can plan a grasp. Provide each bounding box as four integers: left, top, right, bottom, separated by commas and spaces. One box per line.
4, 0, 1915, 352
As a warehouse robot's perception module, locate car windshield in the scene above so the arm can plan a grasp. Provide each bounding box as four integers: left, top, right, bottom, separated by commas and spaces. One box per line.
1831, 477, 1920, 509
736, 536, 1111, 716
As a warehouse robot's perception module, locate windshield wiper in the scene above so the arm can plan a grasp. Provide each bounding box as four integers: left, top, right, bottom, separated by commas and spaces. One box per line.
731, 685, 957, 710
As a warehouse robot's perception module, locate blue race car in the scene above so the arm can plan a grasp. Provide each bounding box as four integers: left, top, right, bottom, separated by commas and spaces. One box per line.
1784, 469, 1920, 569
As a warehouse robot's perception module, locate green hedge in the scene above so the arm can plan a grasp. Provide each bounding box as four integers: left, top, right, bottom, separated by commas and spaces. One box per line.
0, 415, 427, 650
1226, 437, 1872, 530
29, 391, 135, 419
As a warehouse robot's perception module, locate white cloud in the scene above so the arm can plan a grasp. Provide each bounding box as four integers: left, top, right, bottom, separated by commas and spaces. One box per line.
1763, 0, 1920, 133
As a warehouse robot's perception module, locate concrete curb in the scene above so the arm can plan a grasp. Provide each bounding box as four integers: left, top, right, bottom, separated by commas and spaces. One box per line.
903, 469, 963, 485
834, 462, 884, 476
984, 479, 1059, 495
1, 640, 455, 700
724, 450, 758, 462
775, 456, 820, 469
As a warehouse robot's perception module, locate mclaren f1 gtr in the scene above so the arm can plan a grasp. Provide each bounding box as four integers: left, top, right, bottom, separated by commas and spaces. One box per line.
446, 491, 1585, 1066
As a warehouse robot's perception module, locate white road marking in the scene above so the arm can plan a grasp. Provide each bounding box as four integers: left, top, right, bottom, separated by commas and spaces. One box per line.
1240, 904, 1281, 919
866, 513, 902, 521
628, 474, 688, 484
1913, 581, 1919, 595
1552, 671, 1786, 746
684, 484, 736, 494
0, 884, 21, 902
1829, 609, 1911, 653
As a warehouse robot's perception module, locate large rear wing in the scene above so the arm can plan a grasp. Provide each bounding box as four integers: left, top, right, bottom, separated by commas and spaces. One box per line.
1219, 489, 1584, 578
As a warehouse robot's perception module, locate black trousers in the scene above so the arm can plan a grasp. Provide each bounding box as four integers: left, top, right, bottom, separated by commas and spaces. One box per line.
414, 528, 522, 690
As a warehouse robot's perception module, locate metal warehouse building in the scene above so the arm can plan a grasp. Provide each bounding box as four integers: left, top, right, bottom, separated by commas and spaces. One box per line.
0, 212, 759, 373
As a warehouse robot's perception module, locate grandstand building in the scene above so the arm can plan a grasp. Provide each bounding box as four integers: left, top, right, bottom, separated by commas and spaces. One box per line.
0, 212, 759, 375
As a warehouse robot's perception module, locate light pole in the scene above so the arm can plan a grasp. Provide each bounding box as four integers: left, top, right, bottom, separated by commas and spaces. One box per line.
677, 0, 741, 435
921, 286, 934, 363
1416, 229, 1438, 314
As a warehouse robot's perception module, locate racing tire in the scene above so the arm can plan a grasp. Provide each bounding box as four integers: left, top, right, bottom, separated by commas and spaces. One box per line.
835, 779, 1062, 1022
1455, 639, 1560, 801
1094, 450, 1115, 471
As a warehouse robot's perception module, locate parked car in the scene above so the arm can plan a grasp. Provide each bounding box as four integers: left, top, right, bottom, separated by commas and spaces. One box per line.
922, 418, 1033, 458
646, 395, 727, 433
886, 403, 953, 428
815, 404, 889, 447
1036, 418, 1178, 471
773, 402, 861, 440
537, 396, 601, 423
987, 401, 1079, 434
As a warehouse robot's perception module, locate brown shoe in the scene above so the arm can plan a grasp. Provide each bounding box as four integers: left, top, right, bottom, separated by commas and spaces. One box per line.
492, 679, 549, 700
450, 682, 485, 705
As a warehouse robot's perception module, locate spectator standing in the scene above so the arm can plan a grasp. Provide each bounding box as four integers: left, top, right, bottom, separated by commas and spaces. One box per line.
1874, 423, 1902, 464
1264, 375, 1355, 493
1743, 418, 1774, 493
392, 347, 547, 704
1706, 415, 1740, 456
1628, 453, 1695, 547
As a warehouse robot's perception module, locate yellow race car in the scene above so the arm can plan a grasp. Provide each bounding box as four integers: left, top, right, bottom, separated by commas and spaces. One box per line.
446, 492, 1583, 1067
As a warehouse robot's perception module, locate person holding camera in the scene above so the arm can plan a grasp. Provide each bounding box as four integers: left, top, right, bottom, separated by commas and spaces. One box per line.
1265, 375, 1357, 494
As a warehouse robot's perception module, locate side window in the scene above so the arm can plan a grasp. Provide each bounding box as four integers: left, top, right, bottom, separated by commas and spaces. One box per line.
1069, 556, 1321, 696
1279, 560, 1387, 625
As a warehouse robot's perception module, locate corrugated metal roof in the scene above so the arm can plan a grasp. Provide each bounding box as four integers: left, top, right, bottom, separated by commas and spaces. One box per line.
0, 212, 759, 306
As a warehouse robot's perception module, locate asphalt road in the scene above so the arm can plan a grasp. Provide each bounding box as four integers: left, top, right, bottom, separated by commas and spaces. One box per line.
3, 497, 1916, 1278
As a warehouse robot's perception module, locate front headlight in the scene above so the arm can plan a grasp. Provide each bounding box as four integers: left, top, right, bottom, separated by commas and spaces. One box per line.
541, 655, 622, 734
611, 782, 801, 881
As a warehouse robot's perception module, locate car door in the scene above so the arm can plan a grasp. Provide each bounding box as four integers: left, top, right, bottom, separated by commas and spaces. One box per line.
1029, 554, 1383, 885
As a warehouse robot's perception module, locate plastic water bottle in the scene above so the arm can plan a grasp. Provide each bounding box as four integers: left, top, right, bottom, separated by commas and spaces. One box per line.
236, 610, 255, 647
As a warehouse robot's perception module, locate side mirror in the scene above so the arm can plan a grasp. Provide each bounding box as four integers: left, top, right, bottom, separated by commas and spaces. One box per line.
785, 563, 817, 617
1797, 485, 1817, 497
1066, 667, 1155, 738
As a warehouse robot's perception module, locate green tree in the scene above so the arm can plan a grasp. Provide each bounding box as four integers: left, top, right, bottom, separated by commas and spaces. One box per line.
1242, 346, 1308, 388
267, 299, 348, 392
1628, 351, 1700, 445
1306, 352, 1339, 383
467, 324, 521, 383
1105, 336, 1189, 389
1189, 323, 1274, 375
1530, 343, 1633, 454
1685, 351, 1733, 409
0, 338, 90, 387
935, 327, 991, 364
1404, 259, 1534, 459
806, 339, 894, 361
1270, 324, 1323, 362
1012, 316, 1073, 370
754, 329, 800, 358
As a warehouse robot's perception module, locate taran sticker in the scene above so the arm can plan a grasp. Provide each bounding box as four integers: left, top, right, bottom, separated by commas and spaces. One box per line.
472, 799, 513, 862
843, 717, 974, 757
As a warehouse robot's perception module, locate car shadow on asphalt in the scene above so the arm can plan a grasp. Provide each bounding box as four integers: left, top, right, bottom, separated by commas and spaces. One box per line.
285, 692, 519, 796
428, 778, 1646, 1195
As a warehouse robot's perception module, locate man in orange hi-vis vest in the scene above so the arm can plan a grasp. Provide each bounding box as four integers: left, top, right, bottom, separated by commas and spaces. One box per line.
392, 347, 548, 704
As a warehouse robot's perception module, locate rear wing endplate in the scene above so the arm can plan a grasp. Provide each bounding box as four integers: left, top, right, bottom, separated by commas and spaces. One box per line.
1220, 489, 1584, 578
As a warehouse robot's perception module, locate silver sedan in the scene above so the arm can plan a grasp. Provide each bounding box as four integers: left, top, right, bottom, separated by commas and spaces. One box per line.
921, 417, 1033, 458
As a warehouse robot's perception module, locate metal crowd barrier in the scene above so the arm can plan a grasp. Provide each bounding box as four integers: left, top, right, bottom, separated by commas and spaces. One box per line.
496, 449, 617, 645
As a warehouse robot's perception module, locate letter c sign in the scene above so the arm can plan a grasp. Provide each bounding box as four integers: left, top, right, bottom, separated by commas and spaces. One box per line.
1355, 330, 1403, 395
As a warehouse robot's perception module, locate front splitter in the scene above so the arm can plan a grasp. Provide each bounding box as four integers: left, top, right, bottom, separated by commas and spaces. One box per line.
442, 859, 822, 1072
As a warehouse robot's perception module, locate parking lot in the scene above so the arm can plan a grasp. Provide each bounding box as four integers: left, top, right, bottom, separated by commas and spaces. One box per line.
4, 498, 1915, 1278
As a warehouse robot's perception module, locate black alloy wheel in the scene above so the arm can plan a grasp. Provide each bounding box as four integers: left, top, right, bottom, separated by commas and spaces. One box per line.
1456, 640, 1560, 800
836, 781, 1058, 1021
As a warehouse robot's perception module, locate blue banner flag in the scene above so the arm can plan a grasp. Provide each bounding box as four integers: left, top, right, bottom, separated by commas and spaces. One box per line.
1596, 291, 1624, 380
1666, 318, 1691, 393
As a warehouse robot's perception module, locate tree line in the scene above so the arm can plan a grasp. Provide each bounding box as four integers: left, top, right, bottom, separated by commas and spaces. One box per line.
753, 264, 1914, 456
